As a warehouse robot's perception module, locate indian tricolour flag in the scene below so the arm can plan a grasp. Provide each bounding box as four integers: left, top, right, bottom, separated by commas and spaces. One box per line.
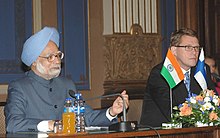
161, 49, 184, 89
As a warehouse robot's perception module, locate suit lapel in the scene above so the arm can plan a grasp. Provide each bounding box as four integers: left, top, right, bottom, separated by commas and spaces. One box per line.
172, 81, 188, 105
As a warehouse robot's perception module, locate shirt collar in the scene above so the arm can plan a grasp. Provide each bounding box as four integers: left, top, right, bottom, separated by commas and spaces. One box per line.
181, 68, 191, 77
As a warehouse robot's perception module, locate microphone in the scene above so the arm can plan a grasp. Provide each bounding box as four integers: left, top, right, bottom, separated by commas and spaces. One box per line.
69, 90, 76, 99
211, 73, 220, 81
68, 90, 137, 132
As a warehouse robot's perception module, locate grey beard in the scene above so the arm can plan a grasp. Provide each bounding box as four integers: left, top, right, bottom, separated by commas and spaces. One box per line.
36, 61, 61, 80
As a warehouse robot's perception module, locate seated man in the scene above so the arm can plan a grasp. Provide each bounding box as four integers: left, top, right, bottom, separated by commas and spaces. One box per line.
140, 28, 215, 127
205, 56, 220, 95
4, 26, 129, 133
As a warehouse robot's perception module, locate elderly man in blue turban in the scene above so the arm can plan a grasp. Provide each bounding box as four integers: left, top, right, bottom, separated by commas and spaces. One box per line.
4, 26, 129, 133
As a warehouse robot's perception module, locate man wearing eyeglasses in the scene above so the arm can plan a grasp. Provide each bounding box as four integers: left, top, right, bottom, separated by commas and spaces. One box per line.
4, 27, 129, 133
140, 28, 216, 127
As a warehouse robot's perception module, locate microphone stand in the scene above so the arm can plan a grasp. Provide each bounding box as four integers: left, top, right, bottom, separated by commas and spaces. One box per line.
98, 94, 137, 132
169, 88, 173, 121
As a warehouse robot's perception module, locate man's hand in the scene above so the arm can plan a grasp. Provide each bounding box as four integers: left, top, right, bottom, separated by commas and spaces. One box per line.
109, 90, 129, 117
48, 120, 55, 131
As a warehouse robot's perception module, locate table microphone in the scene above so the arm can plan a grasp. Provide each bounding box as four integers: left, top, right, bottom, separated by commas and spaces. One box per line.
68, 90, 137, 132
212, 73, 220, 81
69, 90, 77, 99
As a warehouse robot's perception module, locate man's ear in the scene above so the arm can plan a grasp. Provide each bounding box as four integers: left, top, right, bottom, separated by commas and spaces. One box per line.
170, 46, 177, 56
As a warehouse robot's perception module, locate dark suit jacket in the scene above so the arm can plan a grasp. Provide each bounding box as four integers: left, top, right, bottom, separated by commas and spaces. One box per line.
4, 70, 116, 133
140, 63, 216, 127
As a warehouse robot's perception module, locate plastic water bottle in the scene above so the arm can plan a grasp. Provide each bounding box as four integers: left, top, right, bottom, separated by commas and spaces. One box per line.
62, 98, 76, 134
74, 93, 85, 133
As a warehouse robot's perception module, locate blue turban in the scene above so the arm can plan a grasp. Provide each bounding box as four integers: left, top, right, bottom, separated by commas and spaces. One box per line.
21, 26, 59, 66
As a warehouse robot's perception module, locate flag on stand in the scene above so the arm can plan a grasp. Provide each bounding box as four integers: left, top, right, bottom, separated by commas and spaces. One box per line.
194, 48, 207, 90
161, 49, 184, 89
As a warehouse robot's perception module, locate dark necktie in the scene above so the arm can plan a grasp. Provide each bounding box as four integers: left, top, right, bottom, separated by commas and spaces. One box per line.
184, 71, 191, 97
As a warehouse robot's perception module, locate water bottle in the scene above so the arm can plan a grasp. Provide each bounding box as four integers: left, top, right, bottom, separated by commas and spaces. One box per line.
62, 98, 76, 134
74, 93, 85, 133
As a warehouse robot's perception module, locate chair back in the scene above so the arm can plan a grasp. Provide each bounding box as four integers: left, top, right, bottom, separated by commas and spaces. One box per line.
126, 99, 143, 123
0, 106, 6, 134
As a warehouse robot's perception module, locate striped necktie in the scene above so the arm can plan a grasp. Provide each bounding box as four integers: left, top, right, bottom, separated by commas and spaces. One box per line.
184, 71, 191, 97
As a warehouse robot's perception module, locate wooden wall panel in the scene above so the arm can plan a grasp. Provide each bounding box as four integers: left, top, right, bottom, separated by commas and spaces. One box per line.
198, 0, 220, 73
176, 0, 198, 31
57, 0, 90, 90
41, 0, 57, 28
103, 24, 161, 100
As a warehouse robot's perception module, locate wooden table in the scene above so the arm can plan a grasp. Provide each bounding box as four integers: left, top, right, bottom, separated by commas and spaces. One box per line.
48, 126, 220, 138
1, 126, 219, 137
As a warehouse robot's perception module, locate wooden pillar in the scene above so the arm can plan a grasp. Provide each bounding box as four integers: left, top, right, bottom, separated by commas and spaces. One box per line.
176, 0, 198, 31
41, 0, 58, 28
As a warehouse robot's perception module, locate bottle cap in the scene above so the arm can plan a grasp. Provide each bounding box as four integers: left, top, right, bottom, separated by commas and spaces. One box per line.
65, 98, 72, 101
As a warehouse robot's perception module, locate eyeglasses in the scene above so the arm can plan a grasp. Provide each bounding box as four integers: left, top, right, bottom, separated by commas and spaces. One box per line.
39, 51, 64, 62
174, 45, 202, 52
